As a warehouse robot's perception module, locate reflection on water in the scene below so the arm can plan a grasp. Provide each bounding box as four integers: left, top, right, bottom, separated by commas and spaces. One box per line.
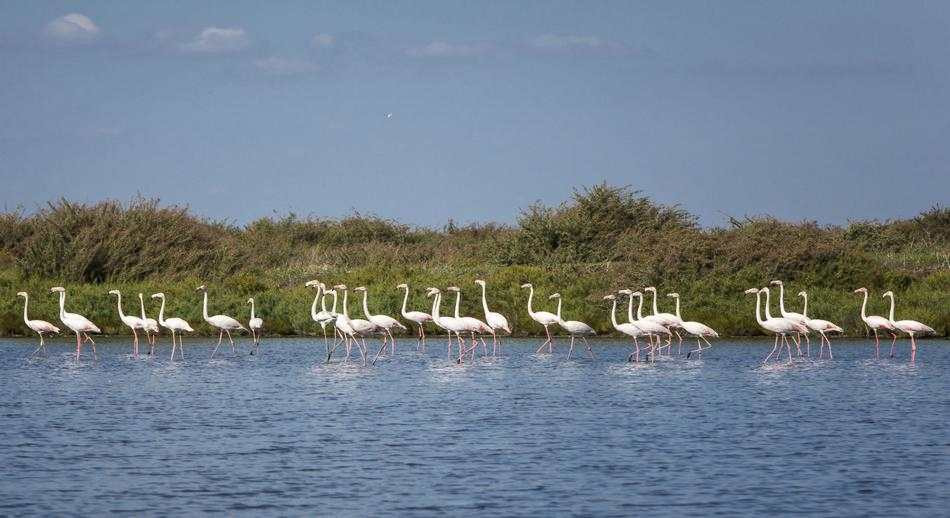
0, 336, 947, 516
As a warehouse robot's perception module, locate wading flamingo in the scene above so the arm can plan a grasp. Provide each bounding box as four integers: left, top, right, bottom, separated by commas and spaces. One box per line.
854, 287, 898, 359
770, 281, 808, 356
397, 283, 433, 349
17, 291, 59, 357
797, 291, 842, 360
354, 286, 406, 363
109, 290, 145, 358
475, 279, 511, 356
642, 287, 684, 354
883, 291, 934, 362
746, 287, 807, 363
151, 293, 194, 361
51, 287, 100, 361
306, 281, 336, 351
603, 294, 647, 362
331, 285, 373, 365
621, 290, 671, 360
426, 288, 468, 362
666, 292, 718, 358
446, 286, 492, 362
247, 297, 264, 354
138, 293, 160, 355
324, 286, 362, 364
196, 285, 246, 359
549, 293, 595, 359
521, 283, 560, 354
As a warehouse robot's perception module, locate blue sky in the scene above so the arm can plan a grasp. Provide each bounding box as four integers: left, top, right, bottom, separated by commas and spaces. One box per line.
1, 1, 948, 227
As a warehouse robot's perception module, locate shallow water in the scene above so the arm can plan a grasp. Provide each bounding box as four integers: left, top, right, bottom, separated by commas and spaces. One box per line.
0, 336, 947, 516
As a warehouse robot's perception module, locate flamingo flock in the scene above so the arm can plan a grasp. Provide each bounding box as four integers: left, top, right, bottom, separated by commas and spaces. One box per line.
12, 279, 936, 365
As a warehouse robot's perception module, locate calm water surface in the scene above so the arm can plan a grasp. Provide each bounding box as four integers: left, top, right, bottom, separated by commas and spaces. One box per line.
1, 336, 948, 516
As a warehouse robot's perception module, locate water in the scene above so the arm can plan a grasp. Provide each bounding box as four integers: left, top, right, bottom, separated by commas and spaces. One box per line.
1, 336, 947, 516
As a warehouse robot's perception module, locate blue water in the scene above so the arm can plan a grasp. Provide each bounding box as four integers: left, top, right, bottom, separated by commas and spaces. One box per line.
1, 336, 947, 516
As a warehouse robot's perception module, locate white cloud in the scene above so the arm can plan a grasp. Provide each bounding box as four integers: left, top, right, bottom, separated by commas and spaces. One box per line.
178, 27, 250, 54
529, 34, 604, 50
406, 41, 492, 58
312, 33, 335, 48
253, 56, 319, 76
43, 13, 101, 44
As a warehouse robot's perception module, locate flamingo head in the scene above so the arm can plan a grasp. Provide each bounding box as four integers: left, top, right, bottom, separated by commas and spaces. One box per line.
246, 298, 254, 304
138, 293, 145, 300
797, 291, 806, 297
759, 287, 770, 294
644, 286, 656, 293
396, 283, 408, 289
520, 283, 532, 289
108, 289, 120, 296
426, 287, 439, 297
549, 293, 561, 299
617, 289, 632, 295
325, 289, 336, 295
304, 279, 320, 288
16, 291, 27, 298
353, 286, 366, 292
744, 288, 759, 295
333, 284, 347, 290
474, 279, 486, 286
603, 294, 616, 301
882, 290, 894, 298
446, 286, 460, 292
151, 293, 164, 299
667, 292, 679, 298
631, 291, 643, 298
195, 285, 206, 292
770, 280, 783, 286
50, 286, 65, 293
853, 287, 867, 294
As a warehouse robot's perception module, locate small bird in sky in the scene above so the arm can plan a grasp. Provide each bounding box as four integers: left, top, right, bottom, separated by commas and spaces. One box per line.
386, 113, 393, 119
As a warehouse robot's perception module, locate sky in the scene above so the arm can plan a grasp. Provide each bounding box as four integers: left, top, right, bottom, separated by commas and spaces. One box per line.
1, 1, 948, 228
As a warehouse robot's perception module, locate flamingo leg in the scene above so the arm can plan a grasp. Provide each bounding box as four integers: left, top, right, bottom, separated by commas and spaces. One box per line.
583, 336, 594, 359
75, 331, 82, 361
211, 330, 223, 359
536, 325, 553, 353
803, 333, 811, 357
387, 329, 396, 355
784, 335, 793, 363
764, 335, 779, 363
873, 329, 880, 359
889, 333, 898, 358
225, 330, 235, 354
567, 336, 575, 359
909, 334, 917, 363
359, 338, 368, 366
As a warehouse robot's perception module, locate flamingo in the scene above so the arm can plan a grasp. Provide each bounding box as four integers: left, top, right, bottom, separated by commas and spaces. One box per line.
354, 286, 406, 363
520, 283, 560, 353
331, 285, 374, 365
150, 293, 194, 361
474, 279, 511, 356
109, 289, 145, 358
247, 297, 264, 354
426, 287, 468, 362
883, 291, 934, 362
603, 294, 648, 362
666, 292, 718, 358
50, 287, 100, 361
324, 285, 362, 364
854, 287, 898, 359
138, 293, 160, 355
769, 280, 808, 356
642, 287, 684, 354
196, 285, 246, 359
396, 283, 433, 349
797, 291, 842, 360
16, 291, 60, 357
446, 286, 492, 361
621, 290, 672, 360
548, 292, 595, 359
746, 287, 807, 363
305, 281, 336, 351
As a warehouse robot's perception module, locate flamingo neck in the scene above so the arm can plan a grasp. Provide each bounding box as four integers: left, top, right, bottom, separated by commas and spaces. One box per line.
341, 290, 349, 318
360, 290, 372, 319
250, 300, 256, 320
777, 284, 787, 314
762, 289, 773, 320
453, 291, 461, 319
859, 291, 868, 320
115, 292, 127, 320
634, 295, 643, 321
21, 294, 29, 324
555, 298, 562, 321
800, 294, 808, 319
202, 291, 209, 320
400, 286, 410, 317
310, 287, 320, 321
650, 290, 659, 315
609, 299, 620, 329
754, 291, 764, 325
886, 294, 895, 322
138, 294, 147, 321
430, 293, 441, 322
58, 291, 66, 319
157, 296, 167, 326
320, 289, 328, 312
525, 286, 535, 317
479, 283, 491, 318
673, 296, 682, 320
330, 291, 338, 315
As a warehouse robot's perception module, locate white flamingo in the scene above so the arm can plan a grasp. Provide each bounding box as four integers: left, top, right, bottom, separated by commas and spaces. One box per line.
150, 293, 194, 361
50, 287, 100, 361
746, 287, 807, 363
642, 287, 684, 353
331, 285, 374, 365
854, 287, 898, 359
247, 297, 264, 354
603, 294, 648, 362
883, 291, 935, 362
520, 283, 560, 354
621, 290, 672, 360
16, 291, 60, 357
306, 281, 337, 351
446, 286, 492, 361
474, 279, 511, 356
548, 292, 595, 359
196, 285, 246, 359
354, 286, 406, 363
666, 292, 718, 358
109, 289, 145, 358
426, 287, 468, 361
138, 293, 160, 355
797, 291, 842, 360
396, 283, 433, 350
770, 280, 808, 356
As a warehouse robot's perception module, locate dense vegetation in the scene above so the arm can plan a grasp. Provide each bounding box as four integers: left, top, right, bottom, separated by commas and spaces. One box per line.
0, 185, 947, 339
